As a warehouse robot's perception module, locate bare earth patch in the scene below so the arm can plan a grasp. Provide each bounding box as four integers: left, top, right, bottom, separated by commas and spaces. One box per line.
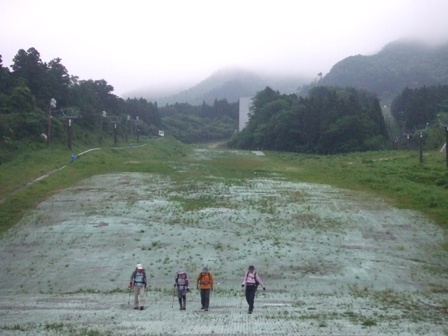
1, 149, 447, 335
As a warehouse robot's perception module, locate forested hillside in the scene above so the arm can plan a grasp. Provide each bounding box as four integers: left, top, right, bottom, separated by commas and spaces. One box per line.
391, 84, 448, 149
313, 40, 448, 103
228, 86, 389, 154
0, 48, 238, 163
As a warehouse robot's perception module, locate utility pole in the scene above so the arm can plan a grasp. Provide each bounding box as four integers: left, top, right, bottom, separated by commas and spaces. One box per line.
126, 115, 130, 142
61, 107, 79, 150
100, 111, 107, 145
47, 98, 57, 146
68, 118, 72, 150
445, 125, 448, 168
419, 132, 423, 163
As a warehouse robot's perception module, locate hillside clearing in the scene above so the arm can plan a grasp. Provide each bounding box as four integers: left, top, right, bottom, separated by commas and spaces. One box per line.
0, 148, 447, 335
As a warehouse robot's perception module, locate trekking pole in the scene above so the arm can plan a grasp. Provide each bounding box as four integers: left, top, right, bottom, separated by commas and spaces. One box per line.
128, 287, 131, 305
171, 287, 175, 308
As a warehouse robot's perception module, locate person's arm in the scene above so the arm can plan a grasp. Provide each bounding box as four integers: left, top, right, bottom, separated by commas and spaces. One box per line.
129, 271, 136, 287
210, 273, 214, 290
241, 272, 246, 287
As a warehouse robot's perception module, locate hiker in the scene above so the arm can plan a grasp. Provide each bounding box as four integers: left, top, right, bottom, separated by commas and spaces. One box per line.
241, 265, 266, 314
174, 267, 190, 310
129, 263, 147, 310
196, 266, 214, 311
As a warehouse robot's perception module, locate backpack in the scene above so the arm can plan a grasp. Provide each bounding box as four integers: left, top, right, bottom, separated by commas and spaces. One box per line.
245, 271, 259, 287
176, 272, 189, 287
199, 272, 211, 285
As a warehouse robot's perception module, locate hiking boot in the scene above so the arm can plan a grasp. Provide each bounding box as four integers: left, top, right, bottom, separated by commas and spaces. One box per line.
133, 307, 139, 310
139, 306, 144, 310
204, 308, 208, 311
248, 309, 253, 314
201, 306, 205, 310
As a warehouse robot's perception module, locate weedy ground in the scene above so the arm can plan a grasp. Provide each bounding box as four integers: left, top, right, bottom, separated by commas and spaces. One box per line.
0, 138, 447, 335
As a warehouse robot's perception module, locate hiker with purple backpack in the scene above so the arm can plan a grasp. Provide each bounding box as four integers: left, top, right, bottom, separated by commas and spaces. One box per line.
241, 265, 266, 314
174, 267, 190, 310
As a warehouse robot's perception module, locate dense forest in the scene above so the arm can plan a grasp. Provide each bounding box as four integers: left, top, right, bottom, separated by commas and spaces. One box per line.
229, 87, 389, 154
390, 85, 448, 148
0, 48, 238, 163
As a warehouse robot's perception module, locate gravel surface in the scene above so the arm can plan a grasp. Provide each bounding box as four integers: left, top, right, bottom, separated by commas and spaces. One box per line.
1, 149, 447, 335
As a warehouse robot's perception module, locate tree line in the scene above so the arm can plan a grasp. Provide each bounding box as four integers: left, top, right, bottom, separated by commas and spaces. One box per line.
390, 84, 448, 149
228, 86, 389, 154
0, 48, 239, 162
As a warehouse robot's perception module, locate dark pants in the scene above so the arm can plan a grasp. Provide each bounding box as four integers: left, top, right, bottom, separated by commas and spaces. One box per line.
245, 285, 257, 311
177, 288, 187, 308
200, 289, 211, 309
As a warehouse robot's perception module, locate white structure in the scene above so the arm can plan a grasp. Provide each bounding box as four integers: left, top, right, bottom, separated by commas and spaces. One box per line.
239, 97, 252, 131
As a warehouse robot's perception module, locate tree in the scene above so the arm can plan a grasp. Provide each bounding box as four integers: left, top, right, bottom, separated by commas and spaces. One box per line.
11, 48, 47, 107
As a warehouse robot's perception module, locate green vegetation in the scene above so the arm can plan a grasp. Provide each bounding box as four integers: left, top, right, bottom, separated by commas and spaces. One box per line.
392, 85, 448, 130
0, 48, 238, 164
1, 136, 447, 236
229, 86, 389, 154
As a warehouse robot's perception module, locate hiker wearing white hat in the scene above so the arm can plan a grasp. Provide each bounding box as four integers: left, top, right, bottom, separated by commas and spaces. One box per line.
129, 263, 147, 310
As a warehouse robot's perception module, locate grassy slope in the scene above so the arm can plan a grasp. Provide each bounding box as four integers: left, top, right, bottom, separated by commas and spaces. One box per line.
1, 138, 447, 236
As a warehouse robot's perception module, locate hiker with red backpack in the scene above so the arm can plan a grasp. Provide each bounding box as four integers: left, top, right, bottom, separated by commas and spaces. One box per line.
129, 263, 147, 310
174, 267, 190, 310
196, 266, 214, 311
241, 265, 266, 314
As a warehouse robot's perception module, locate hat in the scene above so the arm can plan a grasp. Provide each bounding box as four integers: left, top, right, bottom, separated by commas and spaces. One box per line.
202, 266, 209, 272
136, 264, 143, 270
248, 265, 255, 270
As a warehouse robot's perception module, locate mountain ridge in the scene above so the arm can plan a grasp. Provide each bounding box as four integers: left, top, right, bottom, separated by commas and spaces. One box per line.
125, 68, 308, 105
318, 39, 448, 103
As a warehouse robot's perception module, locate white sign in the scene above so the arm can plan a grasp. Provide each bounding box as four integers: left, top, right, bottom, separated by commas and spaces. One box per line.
158, 130, 164, 137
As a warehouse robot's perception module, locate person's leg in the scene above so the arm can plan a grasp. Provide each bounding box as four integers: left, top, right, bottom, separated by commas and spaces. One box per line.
182, 294, 186, 309
177, 289, 183, 309
245, 287, 251, 306
204, 289, 210, 310
139, 287, 145, 309
247, 286, 256, 313
133, 287, 139, 309
200, 289, 205, 309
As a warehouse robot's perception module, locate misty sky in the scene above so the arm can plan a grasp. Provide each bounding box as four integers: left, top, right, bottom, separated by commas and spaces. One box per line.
1, 0, 448, 97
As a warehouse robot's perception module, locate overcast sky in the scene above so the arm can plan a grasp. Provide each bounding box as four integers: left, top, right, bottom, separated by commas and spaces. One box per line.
1, 0, 448, 97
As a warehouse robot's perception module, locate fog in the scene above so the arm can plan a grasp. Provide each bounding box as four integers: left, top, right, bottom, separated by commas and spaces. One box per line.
1, 0, 448, 96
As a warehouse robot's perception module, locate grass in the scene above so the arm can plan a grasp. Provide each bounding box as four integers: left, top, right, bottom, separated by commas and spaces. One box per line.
1, 137, 447, 237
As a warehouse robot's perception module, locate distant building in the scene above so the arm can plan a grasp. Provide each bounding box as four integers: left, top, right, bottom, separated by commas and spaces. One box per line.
239, 97, 252, 131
